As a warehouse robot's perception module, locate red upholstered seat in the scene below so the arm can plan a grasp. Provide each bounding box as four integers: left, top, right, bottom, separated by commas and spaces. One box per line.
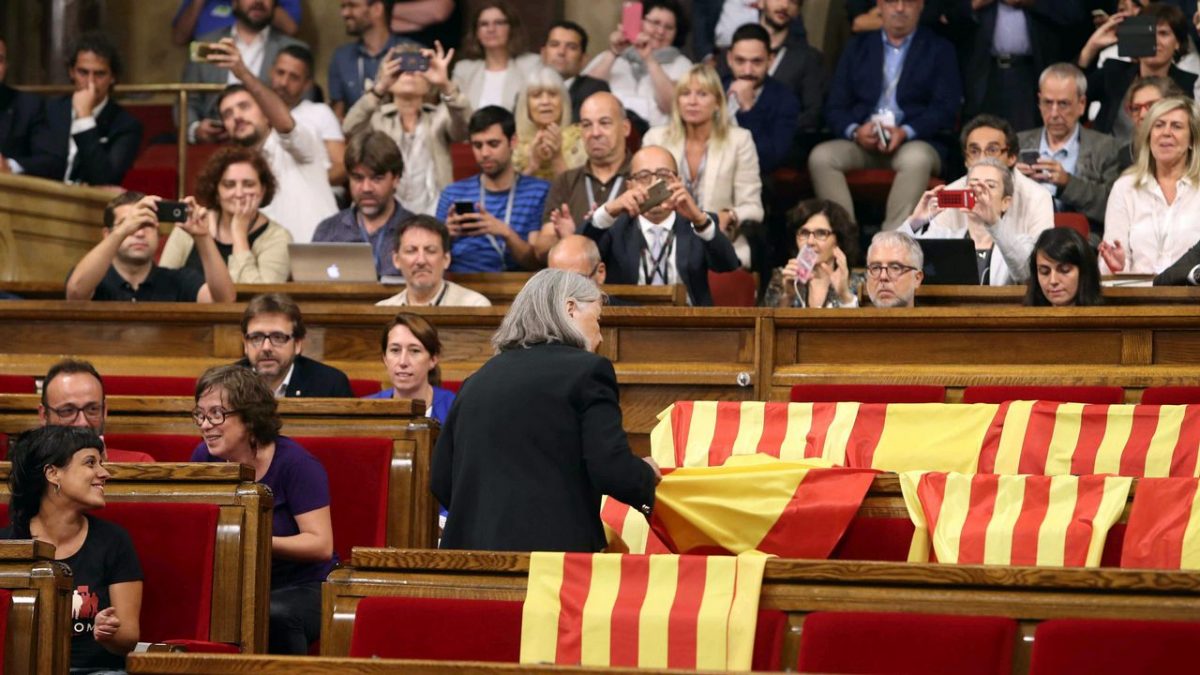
1141, 386, 1200, 405
961, 385, 1125, 405
1053, 212, 1091, 239
101, 434, 198, 463
0, 588, 9, 666
790, 384, 945, 404
450, 142, 475, 181
295, 437, 391, 562
103, 375, 196, 396
105, 448, 156, 463
797, 611, 1016, 675
441, 380, 463, 394
708, 269, 758, 306
349, 597, 523, 661
832, 516, 915, 562
846, 170, 944, 204
349, 379, 382, 398
1030, 618, 1200, 675
0, 375, 36, 393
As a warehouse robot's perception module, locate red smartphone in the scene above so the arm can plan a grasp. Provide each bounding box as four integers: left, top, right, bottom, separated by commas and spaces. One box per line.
935, 189, 976, 210
622, 2, 644, 43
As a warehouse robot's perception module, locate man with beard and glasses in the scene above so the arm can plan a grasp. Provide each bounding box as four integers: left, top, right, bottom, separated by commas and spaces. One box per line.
329, 0, 412, 119
66, 191, 235, 302
270, 45, 345, 187
183, 0, 306, 144
236, 293, 354, 398
313, 131, 415, 277
723, 23, 799, 174
435, 106, 550, 272
377, 214, 491, 306
214, 41, 336, 242
171, 0, 300, 46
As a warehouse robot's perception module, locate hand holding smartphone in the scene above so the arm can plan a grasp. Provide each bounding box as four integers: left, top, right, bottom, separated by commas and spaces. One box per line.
639, 180, 672, 213
794, 246, 818, 285
622, 2, 644, 43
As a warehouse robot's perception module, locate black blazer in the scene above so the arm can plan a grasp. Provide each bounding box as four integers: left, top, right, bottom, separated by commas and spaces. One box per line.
235, 355, 354, 398
568, 75, 610, 123
432, 344, 657, 552
585, 212, 740, 306
1153, 239, 1200, 286
23, 95, 142, 185
0, 83, 45, 165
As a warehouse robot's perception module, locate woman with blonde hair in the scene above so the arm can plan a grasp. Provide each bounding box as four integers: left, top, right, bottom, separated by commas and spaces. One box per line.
643, 64, 763, 268
1101, 96, 1200, 274
512, 67, 586, 180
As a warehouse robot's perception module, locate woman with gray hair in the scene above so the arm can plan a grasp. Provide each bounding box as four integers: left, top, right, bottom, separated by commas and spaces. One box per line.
431, 269, 660, 552
512, 67, 586, 180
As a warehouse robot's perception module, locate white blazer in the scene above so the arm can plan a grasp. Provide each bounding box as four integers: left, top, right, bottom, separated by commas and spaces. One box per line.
451, 53, 541, 112
642, 125, 764, 224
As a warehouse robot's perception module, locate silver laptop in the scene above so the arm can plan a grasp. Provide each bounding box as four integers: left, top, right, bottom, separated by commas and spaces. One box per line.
288, 243, 379, 283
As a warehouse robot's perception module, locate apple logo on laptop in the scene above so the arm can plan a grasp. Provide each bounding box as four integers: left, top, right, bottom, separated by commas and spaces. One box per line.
326, 263, 341, 279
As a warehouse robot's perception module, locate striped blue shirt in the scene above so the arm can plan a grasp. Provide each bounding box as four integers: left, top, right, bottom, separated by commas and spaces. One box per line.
436, 174, 550, 272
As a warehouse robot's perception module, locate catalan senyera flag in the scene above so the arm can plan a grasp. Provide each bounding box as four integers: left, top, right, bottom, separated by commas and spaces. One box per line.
978, 402, 1200, 477
1120, 477, 1200, 570
900, 471, 1131, 567
600, 496, 671, 554
647, 455, 876, 558
520, 552, 767, 671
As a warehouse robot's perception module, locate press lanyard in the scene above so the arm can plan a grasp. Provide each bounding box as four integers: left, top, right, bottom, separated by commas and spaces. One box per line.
480, 175, 518, 260
641, 226, 676, 285
585, 175, 624, 212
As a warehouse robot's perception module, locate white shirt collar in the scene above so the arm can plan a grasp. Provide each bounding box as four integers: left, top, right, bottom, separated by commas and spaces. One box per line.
273, 361, 296, 398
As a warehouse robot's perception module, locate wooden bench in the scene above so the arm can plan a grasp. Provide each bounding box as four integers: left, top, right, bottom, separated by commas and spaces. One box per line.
911, 283, 1200, 306
0, 540, 72, 675
0, 175, 112, 283
0, 463, 271, 654
0, 395, 440, 550
321, 548, 1200, 674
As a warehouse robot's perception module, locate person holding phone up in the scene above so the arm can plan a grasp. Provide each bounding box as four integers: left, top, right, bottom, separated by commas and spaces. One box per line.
763, 199, 861, 308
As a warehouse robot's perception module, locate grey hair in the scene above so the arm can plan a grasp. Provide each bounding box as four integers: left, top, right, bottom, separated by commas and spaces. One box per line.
1039, 62, 1087, 100
515, 66, 572, 139
868, 231, 924, 269
492, 269, 603, 352
969, 156, 1014, 198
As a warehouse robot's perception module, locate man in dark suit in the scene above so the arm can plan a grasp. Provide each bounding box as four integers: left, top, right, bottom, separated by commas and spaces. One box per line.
237, 293, 354, 398
183, 0, 305, 143
808, 0, 962, 230
758, 0, 824, 149
0, 37, 46, 175
724, 23, 800, 175
20, 32, 142, 186
540, 21, 610, 122
584, 145, 739, 306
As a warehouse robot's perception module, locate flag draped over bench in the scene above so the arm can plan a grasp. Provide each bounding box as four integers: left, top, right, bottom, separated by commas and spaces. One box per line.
900, 472, 1131, 566
520, 552, 767, 671
1121, 477, 1200, 570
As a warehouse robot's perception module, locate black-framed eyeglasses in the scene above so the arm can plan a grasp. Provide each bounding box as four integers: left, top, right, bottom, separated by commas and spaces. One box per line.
630, 169, 677, 184
191, 408, 238, 427
867, 263, 919, 278
244, 332, 294, 347
799, 228, 834, 242
46, 403, 104, 422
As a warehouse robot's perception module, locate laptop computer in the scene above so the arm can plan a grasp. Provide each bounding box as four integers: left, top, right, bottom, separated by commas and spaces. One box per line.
916, 238, 980, 285
288, 243, 379, 283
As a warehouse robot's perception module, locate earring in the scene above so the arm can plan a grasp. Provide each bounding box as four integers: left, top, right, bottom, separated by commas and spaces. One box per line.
52, 483, 60, 494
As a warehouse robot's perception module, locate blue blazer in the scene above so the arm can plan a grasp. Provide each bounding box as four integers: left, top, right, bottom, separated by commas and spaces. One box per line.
366, 385, 455, 424
23, 95, 142, 185
824, 27, 962, 159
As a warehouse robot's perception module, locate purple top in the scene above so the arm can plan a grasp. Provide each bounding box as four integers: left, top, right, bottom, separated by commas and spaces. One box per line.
191, 436, 337, 587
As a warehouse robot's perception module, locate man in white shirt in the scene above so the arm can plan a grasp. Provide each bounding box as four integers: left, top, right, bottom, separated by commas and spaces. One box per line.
212, 39, 336, 242
377, 214, 492, 307
269, 44, 346, 186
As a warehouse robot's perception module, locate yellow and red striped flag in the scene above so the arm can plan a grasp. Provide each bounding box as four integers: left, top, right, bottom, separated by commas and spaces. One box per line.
600, 496, 671, 554
1120, 477, 1200, 570
978, 402, 1200, 477
520, 552, 767, 671
900, 472, 1131, 566
648, 455, 875, 558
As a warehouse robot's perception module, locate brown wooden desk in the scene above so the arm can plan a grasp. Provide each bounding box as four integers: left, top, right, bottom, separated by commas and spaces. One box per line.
914, 284, 1200, 306
0, 175, 112, 283
0, 540, 72, 675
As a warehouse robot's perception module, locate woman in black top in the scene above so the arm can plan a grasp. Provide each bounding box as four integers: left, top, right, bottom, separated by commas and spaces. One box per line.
3, 426, 142, 672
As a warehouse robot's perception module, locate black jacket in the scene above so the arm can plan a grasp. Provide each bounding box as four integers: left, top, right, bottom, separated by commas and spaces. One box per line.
235, 355, 354, 398
0, 83, 45, 165
568, 75, 610, 123
433, 344, 657, 552
23, 94, 142, 185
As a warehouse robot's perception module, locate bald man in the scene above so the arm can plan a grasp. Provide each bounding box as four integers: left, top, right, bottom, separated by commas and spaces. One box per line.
535, 92, 632, 261
548, 234, 606, 283
583, 145, 738, 306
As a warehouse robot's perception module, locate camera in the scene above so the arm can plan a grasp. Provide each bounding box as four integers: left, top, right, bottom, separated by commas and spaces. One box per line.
935, 189, 976, 210
158, 200, 189, 223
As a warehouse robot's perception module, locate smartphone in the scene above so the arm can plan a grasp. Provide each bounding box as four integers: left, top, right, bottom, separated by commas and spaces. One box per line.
794, 246, 818, 285
188, 41, 219, 63
640, 180, 672, 212
396, 52, 430, 72
935, 189, 976, 210
874, 119, 892, 148
621, 2, 644, 43
453, 200, 477, 215
1019, 150, 1041, 165
1117, 15, 1157, 58
157, 200, 189, 223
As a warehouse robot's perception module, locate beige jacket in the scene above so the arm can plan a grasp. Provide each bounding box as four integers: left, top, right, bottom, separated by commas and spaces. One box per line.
642, 125, 764, 224
451, 53, 542, 112
159, 219, 292, 284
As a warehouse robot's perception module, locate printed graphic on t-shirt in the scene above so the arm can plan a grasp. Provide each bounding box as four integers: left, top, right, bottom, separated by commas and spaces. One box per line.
72, 585, 100, 635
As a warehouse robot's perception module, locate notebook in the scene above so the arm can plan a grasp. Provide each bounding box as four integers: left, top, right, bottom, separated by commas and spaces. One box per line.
916, 238, 980, 285
288, 243, 379, 283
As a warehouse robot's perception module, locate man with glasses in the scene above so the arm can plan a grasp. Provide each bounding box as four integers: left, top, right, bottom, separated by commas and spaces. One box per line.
38, 359, 108, 433
584, 145, 739, 306
865, 230, 924, 308
236, 293, 353, 397
1017, 62, 1120, 231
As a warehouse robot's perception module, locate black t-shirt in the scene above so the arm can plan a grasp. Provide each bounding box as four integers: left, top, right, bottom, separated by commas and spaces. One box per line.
91, 264, 205, 302
181, 220, 270, 274
0, 516, 143, 670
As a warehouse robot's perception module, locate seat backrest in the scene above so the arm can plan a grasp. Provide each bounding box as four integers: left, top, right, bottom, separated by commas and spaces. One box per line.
797, 611, 1016, 675
441, 380, 463, 394
708, 269, 757, 307
1141, 386, 1200, 405
349, 379, 383, 398
0, 587, 10, 669
790, 384, 946, 404
294, 437, 392, 562
101, 434, 199, 463
1030, 618, 1200, 675
349, 596, 522, 661
831, 516, 916, 561
102, 375, 196, 396
105, 449, 156, 462
450, 142, 475, 181
0, 375, 35, 394
1053, 211, 1091, 239
95, 503, 218, 643
962, 385, 1125, 405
